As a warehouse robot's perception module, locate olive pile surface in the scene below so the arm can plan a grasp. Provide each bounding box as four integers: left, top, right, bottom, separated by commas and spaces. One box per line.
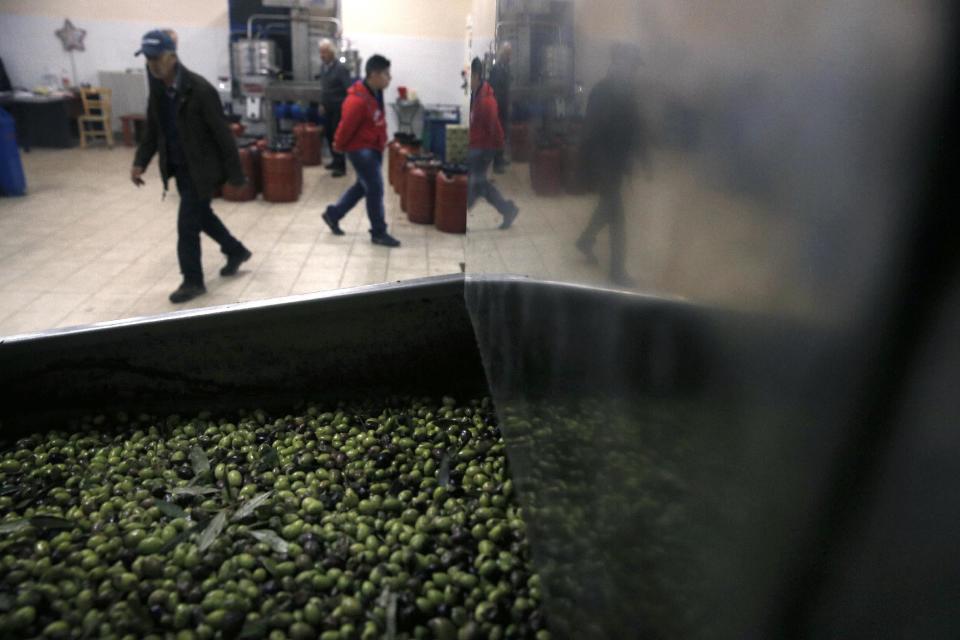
0, 397, 547, 640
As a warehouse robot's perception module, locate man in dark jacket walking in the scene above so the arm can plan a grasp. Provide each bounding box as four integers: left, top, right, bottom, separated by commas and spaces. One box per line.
576, 44, 649, 287
486, 43, 512, 174
317, 39, 352, 178
131, 30, 251, 303
468, 58, 518, 229
321, 54, 401, 248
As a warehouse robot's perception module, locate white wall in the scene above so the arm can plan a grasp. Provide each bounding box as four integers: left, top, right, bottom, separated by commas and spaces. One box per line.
345, 32, 469, 133
0, 13, 230, 90
0, 1, 473, 135
342, 0, 472, 133
470, 0, 497, 57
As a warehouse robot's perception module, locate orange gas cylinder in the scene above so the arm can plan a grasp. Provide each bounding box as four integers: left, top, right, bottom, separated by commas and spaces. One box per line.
434, 168, 468, 234
294, 123, 323, 166
405, 162, 441, 224
261, 146, 299, 203
510, 123, 532, 162
230, 122, 245, 137
530, 147, 564, 196
223, 143, 258, 201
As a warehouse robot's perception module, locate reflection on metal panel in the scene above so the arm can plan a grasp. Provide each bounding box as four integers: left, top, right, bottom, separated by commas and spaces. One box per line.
466, 0, 953, 637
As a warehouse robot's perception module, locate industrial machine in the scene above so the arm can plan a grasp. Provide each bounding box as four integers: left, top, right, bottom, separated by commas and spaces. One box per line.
491, 0, 577, 140
227, 0, 362, 143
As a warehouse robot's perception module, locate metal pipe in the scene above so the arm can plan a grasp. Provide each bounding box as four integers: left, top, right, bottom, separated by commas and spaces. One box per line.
495, 20, 563, 46
247, 14, 341, 40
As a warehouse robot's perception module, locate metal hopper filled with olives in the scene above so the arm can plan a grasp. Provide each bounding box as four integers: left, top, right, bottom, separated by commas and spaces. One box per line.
0, 398, 548, 640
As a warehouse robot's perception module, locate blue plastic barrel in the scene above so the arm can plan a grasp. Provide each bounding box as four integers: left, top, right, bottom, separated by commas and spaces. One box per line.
0, 107, 26, 196
423, 107, 460, 161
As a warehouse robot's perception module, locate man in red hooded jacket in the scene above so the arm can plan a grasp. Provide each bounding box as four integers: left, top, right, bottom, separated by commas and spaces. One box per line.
321, 54, 401, 247
468, 57, 519, 229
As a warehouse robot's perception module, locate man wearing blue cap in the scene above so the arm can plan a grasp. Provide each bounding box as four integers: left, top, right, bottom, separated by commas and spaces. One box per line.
131, 30, 252, 303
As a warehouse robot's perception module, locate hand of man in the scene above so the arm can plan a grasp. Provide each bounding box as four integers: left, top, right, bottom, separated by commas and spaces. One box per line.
131, 165, 145, 187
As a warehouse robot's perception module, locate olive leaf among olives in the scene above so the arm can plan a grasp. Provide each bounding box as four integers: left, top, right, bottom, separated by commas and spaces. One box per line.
0, 516, 75, 535
189, 444, 210, 476
197, 509, 227, 552
247, 529, 290, 554
168, 485, 218, 497
232, 491, 274, 522
154, 500, 188, 520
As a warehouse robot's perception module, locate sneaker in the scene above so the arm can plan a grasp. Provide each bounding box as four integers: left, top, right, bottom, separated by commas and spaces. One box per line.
324, 162, 337, 170
371, 233, 401, 248
169, 282, 206, 304
220, 248, 252, 276
322, 209, 345, 236
576, 237, 598, 264
493, 165, 506, 175
499, 203, 519, 230
331, 169, 346, 178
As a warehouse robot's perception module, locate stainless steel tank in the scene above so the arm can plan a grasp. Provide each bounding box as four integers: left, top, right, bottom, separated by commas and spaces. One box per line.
339, 50, 363, 79
232, 38, 280, 78
542, 44, 573, 85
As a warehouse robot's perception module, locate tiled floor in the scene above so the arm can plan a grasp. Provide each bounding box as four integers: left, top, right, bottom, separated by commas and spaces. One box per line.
0, 146, 475, 337
1, 145, 808, 338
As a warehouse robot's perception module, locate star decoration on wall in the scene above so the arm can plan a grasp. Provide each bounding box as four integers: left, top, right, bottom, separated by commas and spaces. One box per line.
55, 19, 87, 52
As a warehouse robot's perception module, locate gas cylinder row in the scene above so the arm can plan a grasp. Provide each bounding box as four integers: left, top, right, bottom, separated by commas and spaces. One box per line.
220, 123, 323, 204
509, 122, 589, 197
388, 135, 468, 235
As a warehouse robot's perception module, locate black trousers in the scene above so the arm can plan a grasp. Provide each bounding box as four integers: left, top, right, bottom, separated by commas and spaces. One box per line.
173, 167, 244, 286
579, 173, 626, 277
323, 103, 345, 171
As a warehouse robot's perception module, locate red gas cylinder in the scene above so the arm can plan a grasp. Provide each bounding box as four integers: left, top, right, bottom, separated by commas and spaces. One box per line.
261, 147, 299, 203
395, 149, 411, 199
230, 122, 245, 137
399, 163, 411, 213
251, 145, 263, 193
292, 144, 304, 195
434, 169, 468, 234
294, 123, 323, 166
387, 140, 401, 189
510, 123, 532, 163
223, 144, 258, 201
405, 162, 441, 224
562, 144, 588, 195
393, 144, 421, 195
531, 147, 564, 196
400, 155, 434, 213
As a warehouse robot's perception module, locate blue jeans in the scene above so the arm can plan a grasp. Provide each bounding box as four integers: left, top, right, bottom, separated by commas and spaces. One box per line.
327, 149, 387, 237
467, 148, 512, 216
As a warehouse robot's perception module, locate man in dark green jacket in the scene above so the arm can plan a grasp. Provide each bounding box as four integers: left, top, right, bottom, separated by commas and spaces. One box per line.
131, 30, 252, 303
